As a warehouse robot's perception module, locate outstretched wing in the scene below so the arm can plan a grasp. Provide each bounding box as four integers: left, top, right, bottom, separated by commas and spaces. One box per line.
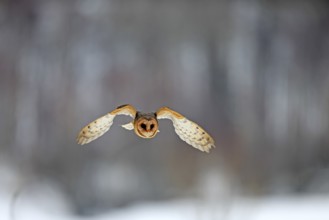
77, 104, 137, 145
156, 107, 215, 153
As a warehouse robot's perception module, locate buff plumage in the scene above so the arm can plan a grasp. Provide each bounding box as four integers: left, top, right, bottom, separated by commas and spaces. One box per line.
77, 104, 215, 153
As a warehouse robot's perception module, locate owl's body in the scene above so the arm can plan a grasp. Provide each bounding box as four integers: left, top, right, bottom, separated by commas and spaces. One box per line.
77, 104, 215, 153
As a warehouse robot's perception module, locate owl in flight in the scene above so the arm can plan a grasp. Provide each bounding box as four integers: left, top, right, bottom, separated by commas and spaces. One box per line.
77, 104, 215, 153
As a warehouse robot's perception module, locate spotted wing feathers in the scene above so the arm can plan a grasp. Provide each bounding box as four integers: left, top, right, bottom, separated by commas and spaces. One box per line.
77, 104, 136, 145
77, 114, 115, 145
157, 107, 215, 153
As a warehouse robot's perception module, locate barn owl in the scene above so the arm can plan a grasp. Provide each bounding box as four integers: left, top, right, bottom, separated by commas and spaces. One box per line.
76, 104, 215, 153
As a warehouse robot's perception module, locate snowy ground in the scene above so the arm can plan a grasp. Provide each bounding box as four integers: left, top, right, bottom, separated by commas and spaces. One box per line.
0, 163, 328, 220
1, 188, 329, 220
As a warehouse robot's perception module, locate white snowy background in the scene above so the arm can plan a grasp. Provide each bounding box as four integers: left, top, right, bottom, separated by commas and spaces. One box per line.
1, 163, 329, 220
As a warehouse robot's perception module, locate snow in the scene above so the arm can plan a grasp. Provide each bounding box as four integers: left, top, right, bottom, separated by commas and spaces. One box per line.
1, 188, 329, 220
0, 164, 328, 220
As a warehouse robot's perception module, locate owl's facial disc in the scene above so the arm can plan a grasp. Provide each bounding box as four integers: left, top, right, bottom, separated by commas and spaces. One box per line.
135, 116, 158, 138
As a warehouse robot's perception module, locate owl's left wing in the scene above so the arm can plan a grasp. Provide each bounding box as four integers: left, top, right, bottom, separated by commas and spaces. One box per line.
156, 107, 215, 153
77, 104, 136, 145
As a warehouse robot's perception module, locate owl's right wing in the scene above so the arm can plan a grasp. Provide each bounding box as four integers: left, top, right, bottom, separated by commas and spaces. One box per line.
77, 104, 137, 145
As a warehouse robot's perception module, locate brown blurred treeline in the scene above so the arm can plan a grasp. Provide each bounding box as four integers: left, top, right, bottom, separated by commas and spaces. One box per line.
0, 0, 329, 215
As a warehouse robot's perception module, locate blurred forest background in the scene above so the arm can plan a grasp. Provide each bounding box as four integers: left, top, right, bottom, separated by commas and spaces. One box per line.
0, 0, 329, 218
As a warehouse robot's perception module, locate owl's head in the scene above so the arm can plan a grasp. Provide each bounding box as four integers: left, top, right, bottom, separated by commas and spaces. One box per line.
134, 112, 158, 138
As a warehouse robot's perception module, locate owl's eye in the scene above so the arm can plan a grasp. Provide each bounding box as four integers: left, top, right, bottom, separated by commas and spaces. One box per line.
150, 124, 155, 130
141, 123, 147, 130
